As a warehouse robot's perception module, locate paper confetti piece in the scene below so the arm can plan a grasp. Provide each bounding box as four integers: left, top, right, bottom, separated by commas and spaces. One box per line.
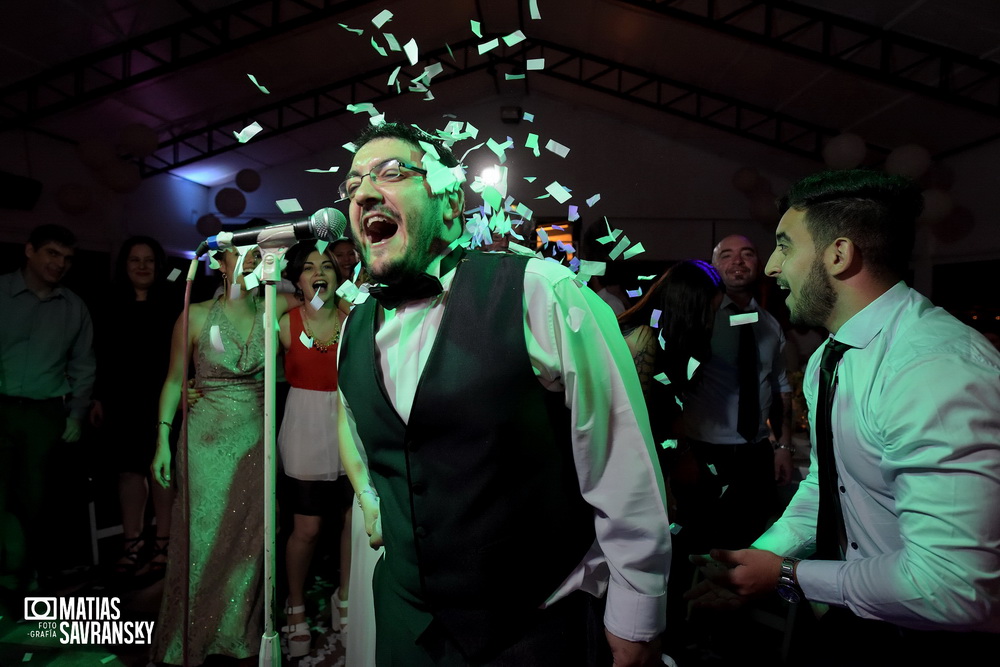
523, 112, 535, 122
720, 484, 729, 497
517, 203, 533, 220
299, 331, 314, 349
478, 38, 500, 55
404, 38, 418, 65
653, 372, 671, 385
243, 271, 259, 291
730, 312, 759, 326
525, 133, 541, 156
659, 329, 666, 350
505, 73, 526, 80
276, 198, 302, 214
567, 306, 586, 332
503, 30, 526, 47
423, 62, 444, 83
639, 274, 657, 280
529, 0, 541, 19
167, 268, 181, 282
687, 357, 701, 380
233, 121, 263, 143
608, 234, 631, 260
370, 113, 385, 126
336, 279, 360, 303
384, 33, 401, 51
523, 176, 536, 183
623, 242, 646, 260
305, 166, 340, 173
22, 653, 32, 662
342, 142, 358, 153
527, 58, 545, 70
545, 181, 572, 203
470, 20, 482, 38
650, 308, 662, 328
338, 23, 363, 35
247, 73, 270, 94
370, 37, 387, 56
347, 103, 375, 115
310, 291, 324, 311
586, 193, 601, 207
486, 137, 510, 162
707, 463, 718, 476
101, 656, 117, 665
372, 9, 393, 28
578, 259, 606, 277
568, 205, 579, 221
537, 227, 549, 244
669, 521, 682, 534
210, 325, 224, 352
545, 139, 570, 157
387, 66, 402, 86
626, 288, 642, 298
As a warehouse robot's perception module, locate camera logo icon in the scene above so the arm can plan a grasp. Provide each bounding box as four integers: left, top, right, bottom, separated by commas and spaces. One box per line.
24, 597, 58, 621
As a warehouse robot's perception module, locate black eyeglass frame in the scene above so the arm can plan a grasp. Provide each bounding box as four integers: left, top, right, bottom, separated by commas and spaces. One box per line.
338, 159, 428, 200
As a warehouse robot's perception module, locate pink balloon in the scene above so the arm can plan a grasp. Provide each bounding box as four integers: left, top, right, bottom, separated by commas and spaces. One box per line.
235, 168, 261, 192
215, 187, 247, 217
196, 213, 223, 237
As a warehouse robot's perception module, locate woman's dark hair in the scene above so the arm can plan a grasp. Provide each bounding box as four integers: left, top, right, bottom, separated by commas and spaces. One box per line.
619, 259, 725, 386
284, 240, 344, 299
112, 236, 168, 300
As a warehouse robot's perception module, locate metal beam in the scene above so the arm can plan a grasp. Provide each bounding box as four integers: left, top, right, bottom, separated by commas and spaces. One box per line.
138, 37, 888, 177
620, 0, 1000, 116
0, 0, 379, 131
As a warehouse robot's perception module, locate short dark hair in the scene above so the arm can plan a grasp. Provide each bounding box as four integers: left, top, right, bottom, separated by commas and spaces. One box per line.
283, 240, 344, 298
29, 224, 76, 249
618, 259, 725, 386
778, 169, 923, 279
113, 235, 168, 299
353, 122, 459, 168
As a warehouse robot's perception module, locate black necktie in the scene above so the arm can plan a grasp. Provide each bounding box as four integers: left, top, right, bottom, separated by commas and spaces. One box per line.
815, 338, 852, 560
735, 310, 760, 443
366, 248, 465, 310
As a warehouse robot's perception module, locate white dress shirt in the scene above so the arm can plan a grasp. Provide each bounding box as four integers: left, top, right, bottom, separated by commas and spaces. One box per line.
753, 282, 1000, 631
341, 252, 671, 642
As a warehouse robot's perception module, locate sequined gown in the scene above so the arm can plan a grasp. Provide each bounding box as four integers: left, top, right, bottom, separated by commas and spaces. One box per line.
152, 298, 265, 665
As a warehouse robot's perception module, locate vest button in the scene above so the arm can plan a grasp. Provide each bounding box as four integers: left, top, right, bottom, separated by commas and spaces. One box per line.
415, 526, 427, 539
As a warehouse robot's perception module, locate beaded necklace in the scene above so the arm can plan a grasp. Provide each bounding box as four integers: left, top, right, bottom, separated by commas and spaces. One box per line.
301, 307, 340, 353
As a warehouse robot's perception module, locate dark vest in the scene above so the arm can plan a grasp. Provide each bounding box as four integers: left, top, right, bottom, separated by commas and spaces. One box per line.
339, 251, 596, 659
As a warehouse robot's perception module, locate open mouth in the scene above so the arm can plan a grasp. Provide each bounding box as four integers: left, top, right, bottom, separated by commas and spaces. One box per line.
365, 214, 399, 244
312, 280, 328, 293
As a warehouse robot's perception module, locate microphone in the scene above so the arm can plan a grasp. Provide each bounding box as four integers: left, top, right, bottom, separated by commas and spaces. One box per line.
205, 207, 347, 251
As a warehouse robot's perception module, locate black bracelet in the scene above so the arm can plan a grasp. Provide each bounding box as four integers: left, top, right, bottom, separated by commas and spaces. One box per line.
157, 420, 173, 431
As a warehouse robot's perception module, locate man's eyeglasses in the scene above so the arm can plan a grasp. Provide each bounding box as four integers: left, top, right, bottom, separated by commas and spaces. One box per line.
338, 159, 428, 200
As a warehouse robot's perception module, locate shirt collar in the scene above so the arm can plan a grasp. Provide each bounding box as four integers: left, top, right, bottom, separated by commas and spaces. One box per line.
721, 293, 759, 313
8, 269, 66, 300
833, 281, 908, 350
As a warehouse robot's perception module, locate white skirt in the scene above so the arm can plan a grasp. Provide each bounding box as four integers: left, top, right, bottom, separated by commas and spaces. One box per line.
277, 386, 344, 481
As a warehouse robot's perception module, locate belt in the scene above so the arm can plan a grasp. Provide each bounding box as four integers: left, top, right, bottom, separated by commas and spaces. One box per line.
0, 394, 63, 406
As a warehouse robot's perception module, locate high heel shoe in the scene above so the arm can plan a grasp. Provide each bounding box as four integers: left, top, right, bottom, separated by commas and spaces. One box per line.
113, 536, 144, 578
332, 588, 349, 633
282, 602, 310, 658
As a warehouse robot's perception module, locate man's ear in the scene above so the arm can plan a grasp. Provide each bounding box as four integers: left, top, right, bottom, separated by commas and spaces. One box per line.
826, 237, 856, 277
442, 187, 465, 225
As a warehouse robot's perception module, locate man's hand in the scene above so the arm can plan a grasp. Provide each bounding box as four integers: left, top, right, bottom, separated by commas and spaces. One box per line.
605, 630, 662, 666
685, 549, 785, 609
358, 491, 383, 549
774, 446, 793, 486
61, 417, 82, 442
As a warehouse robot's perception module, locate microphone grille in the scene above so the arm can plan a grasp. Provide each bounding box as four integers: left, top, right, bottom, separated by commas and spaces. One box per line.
310, 207, 347, 241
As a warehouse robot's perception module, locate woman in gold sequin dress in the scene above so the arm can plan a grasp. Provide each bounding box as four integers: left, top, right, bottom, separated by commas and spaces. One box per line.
149, 246, 274, 665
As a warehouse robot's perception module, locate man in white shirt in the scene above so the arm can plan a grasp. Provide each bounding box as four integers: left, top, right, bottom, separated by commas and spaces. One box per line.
688, 169, 1000, 663
336, 122, 670, 667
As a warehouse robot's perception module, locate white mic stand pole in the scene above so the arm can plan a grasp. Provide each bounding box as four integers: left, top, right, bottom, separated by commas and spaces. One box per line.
259, 245, 283, 667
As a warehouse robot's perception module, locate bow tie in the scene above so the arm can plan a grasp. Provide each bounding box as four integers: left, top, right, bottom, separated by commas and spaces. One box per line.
367, 273, 443, 310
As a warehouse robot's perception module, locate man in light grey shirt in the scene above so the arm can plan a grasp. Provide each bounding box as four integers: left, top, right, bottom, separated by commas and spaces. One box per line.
0, 223, 95, 594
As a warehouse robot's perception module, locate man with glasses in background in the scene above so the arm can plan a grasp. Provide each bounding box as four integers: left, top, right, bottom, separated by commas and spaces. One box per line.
335, 122, 671, 667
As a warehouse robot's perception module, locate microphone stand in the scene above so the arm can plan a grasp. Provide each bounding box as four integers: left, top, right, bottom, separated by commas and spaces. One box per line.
258, 244, 283, 667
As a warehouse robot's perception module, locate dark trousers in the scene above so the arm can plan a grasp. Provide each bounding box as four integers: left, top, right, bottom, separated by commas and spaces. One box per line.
373, 556, 611, 667
0, 396, 67, 584
790, 606, 1000, 667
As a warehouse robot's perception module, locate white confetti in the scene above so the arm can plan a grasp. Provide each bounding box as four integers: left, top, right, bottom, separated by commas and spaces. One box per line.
526, 58, 545, 70
586, 193, 601, 207
247, 73, 270, 94
730, 312, 759, 326
305, 166, 340, 173
210, 325, 225, 353
310, 291, 325, 311
687, 357, 701, 380
503, 30, 526, 47
233, 121, 263, 143
299, 331, 314, 348
384, 33, 401, 51
372, 9, 393, 28
544, 181, 571, 203
403, 38, 419, 66
275, 198, 302, 214
478, 38, 500, 55
167, 268, 181, 282
545, 139, 570, 157
529, 0, 541, 19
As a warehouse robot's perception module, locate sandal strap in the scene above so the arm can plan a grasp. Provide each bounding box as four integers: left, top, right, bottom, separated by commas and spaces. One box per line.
285, 603, 306, 615
281, 621, 310, 633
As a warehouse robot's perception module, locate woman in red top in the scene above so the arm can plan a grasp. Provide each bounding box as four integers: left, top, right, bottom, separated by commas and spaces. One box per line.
277, 241, 352, 657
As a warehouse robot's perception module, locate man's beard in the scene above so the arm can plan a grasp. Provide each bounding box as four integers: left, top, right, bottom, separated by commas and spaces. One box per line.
365, 218, 448, 285
790, 257, 836, 327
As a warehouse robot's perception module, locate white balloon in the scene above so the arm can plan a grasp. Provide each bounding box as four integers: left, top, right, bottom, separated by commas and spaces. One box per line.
886, 144, 932, 180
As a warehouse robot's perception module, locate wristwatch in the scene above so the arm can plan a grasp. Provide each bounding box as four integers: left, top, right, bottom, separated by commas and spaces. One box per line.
776, 556, 802, 603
